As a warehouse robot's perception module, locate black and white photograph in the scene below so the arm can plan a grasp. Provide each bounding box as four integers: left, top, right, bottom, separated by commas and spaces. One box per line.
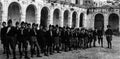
0, 0, 120, 59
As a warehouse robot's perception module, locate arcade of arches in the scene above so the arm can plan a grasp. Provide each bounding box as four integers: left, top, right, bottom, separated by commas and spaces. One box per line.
94, 13, 120, 32
0, 1, 120, 32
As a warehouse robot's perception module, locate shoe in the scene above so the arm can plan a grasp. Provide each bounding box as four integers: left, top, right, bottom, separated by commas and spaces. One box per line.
31, 55, 33, 58
25, 56, 30, 59
6, 56, 9, 59
36, 55, 42, 57
13, 57, 17, 59
44, 53, 48, 56
19, 56, 22, 59
50, 53, 53, 55
3, 51, 6, 54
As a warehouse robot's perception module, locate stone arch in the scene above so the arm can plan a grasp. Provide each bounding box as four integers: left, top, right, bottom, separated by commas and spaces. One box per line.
53, 8, 60, 26
63, 10, 69, 27
79, 13, 84, 27
0, 2, 2, 29
72, 11, 77, 28
40, 7, 49, 27
8, 2, 21, 26
109, 13, 119, 32
94, 13, 104, 30
26, 4, 37, 24
0, 2, 2, 23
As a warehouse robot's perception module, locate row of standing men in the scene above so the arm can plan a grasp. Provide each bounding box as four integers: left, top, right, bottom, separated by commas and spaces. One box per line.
1, 19, 113, 59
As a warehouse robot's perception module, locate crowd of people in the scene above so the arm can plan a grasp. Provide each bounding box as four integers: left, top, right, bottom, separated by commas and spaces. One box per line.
1, 19, 113, 59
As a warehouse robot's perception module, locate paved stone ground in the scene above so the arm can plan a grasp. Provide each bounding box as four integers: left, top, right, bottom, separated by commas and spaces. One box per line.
0, 36, 120, 59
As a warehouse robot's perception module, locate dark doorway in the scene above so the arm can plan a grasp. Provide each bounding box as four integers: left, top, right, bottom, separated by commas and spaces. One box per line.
8, 2, 21, 26
94, 14, 104, 30
109, 13, 119, 32
40, 7, 49, 27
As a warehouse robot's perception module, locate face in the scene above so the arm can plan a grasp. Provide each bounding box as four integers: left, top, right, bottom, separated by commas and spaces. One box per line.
40, 26, 43, 29
28, 25, 31, 29
8, 23, 12, 27
16, 24, 19, 27
32, 25, 35, 29
2, 22, 6, 27
107, 27, 110, 29
21, 24, 24, 28
35, 25, 38, 29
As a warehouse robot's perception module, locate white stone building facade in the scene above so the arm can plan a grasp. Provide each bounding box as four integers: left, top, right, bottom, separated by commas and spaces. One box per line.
0, 0, 88, 28
0, 0, 120, 32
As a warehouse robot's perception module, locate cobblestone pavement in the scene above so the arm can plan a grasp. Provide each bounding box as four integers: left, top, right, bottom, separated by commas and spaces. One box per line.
0, 36, 120, 59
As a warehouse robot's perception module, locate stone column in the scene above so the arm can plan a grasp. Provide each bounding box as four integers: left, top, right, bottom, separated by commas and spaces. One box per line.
21, 11, 26, 22
36, 10, 40, 25
119, 15, 120, 32
76, 14, 79, 28
68, 11, 72, 28
59, 10, 64, 27
83, 13, 88, 28
104, 13, 108, 30
2, 2, 8, 22
21, 6, 26, 22
48, 8, 54, 27
2, 5, 8, 22
89, 14, 94, 29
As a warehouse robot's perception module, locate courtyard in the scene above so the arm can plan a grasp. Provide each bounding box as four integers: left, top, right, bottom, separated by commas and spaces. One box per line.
0, 36, 119, 59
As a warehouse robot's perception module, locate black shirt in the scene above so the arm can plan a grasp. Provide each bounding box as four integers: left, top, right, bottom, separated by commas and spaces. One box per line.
6, 26, 17, 36
105, 29, 113, 35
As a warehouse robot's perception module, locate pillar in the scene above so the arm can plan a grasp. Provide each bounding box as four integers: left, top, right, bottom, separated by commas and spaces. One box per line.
48, 8, 54, 26
60, 10, 64, 27
21, 6, 26, 22
104, 14, 108, 30
83, 13, 88, 28
2, 5, 8, 22
36, 10, 40, 25
76, 13, 79, 28
119, 15, 120, 32
68, 11, 72, 28
21, 11, 26, 22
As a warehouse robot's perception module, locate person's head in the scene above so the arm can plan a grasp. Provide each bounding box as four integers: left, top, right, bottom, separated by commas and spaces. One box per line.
99, 27, 102, 30
15, 21, 19, 27
32, 23, 36, 29
39, 25, 43, 30
49, 25, 53, 30
7, 19, 12, 27
21, 22, 25, 28
107, 25, 111, 29
35, 24, 38, 29
2, 22, 6, 27
27, 23, 31, 29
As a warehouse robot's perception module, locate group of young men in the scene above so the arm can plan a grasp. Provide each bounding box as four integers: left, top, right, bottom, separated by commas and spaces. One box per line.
1, 19, 113, 59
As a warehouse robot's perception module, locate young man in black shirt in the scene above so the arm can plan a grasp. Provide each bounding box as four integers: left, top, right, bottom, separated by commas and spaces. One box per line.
5, 19, 17, 59
97, 27, 104, 47
1, 22, 7, 54
105, 25, 113, 49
